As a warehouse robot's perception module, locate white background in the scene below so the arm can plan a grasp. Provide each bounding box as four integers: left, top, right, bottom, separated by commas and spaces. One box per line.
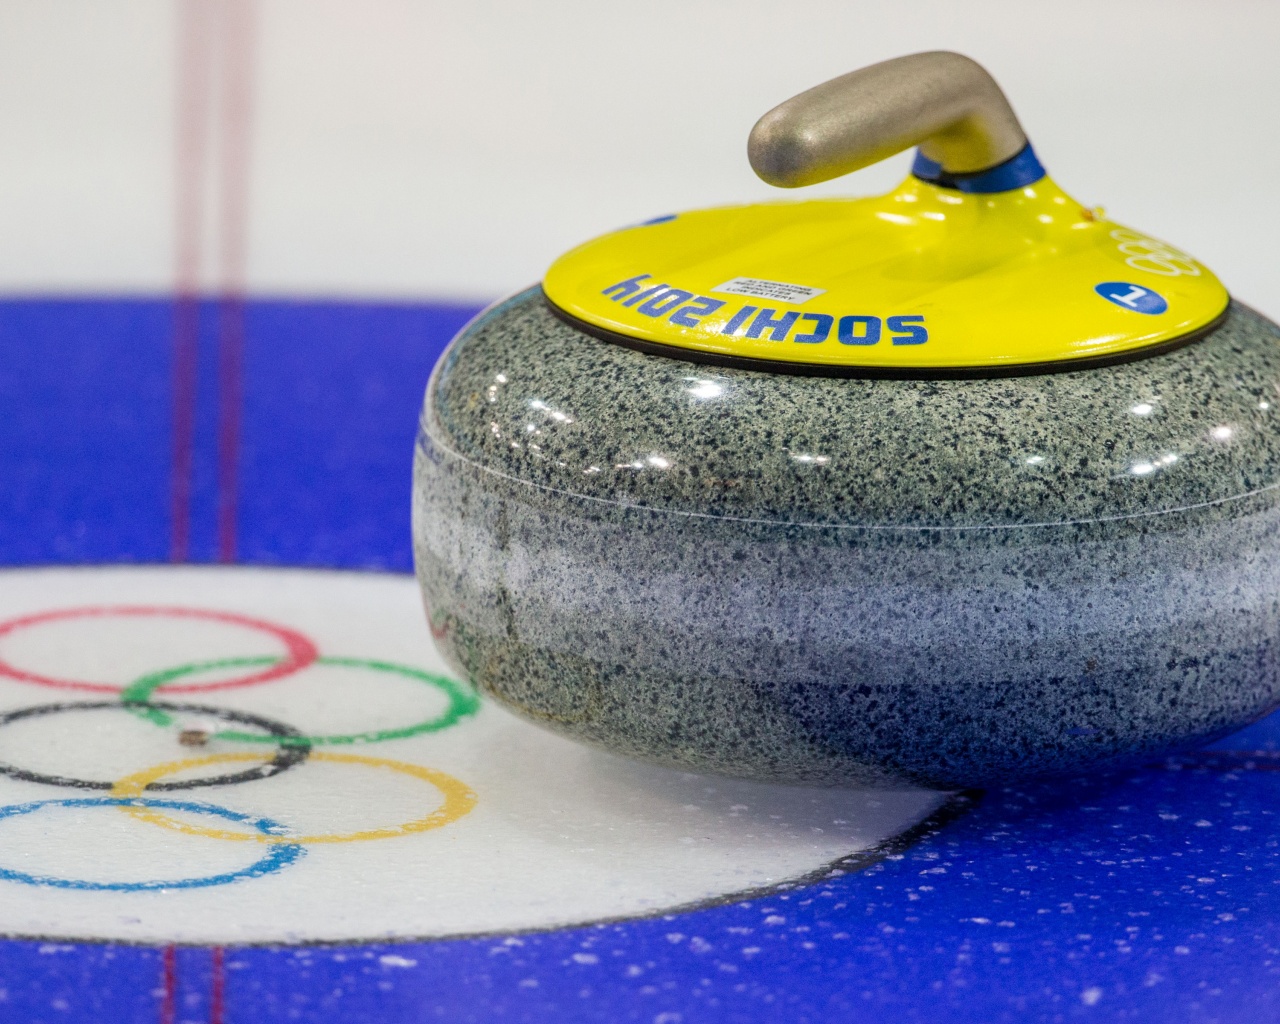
0, 0, 1276, 311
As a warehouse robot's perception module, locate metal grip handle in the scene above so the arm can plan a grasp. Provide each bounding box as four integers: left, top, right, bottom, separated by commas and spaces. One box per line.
748, 52, 1029, 188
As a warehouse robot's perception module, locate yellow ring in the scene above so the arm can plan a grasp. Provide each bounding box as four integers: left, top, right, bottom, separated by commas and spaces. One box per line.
109, 751, 476, 844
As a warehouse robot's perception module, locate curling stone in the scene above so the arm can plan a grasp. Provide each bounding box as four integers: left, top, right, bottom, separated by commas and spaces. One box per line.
414, 51, 1280, 788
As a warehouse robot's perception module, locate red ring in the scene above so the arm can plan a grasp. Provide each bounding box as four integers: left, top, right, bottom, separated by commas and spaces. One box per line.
0, 606, 319, 694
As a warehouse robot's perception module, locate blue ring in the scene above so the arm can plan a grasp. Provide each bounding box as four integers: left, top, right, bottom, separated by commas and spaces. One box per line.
0, 797, 305, 891
911, 142, 1046, 193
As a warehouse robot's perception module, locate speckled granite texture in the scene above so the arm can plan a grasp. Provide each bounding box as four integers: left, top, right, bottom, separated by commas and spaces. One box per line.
413, 287, 1280, 787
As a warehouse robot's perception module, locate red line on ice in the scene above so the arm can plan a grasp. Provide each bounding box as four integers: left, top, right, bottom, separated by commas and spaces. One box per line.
215, 0, 258, 564
209, 946, 225, 1024
159, 945, 177, 1024
171, 0, 214, 562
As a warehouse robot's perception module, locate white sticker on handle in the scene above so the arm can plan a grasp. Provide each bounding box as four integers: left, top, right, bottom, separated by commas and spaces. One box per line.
712, 277, 825, 305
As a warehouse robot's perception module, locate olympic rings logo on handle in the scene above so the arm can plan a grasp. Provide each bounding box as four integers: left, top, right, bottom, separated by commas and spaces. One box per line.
1110, 228, 1202, 278
0, 605, 481, 891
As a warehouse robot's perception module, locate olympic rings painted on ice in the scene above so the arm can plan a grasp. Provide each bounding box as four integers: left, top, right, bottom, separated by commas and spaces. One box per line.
0, 797, 305, 890
0, 700, 311, 791
110, 751, 477, 844
120, 656, 480, 746
0, 602, 481, 890
0, 606, 318, 694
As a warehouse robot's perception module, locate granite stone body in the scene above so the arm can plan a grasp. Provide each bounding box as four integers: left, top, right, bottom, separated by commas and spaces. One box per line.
413, 287, 1280, 788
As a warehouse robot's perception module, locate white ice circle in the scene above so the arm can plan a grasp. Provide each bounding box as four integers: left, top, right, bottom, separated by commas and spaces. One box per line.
0, 565, 945, 943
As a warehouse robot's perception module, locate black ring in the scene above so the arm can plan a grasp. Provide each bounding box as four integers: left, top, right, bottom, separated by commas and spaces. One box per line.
0, 701, 312, 791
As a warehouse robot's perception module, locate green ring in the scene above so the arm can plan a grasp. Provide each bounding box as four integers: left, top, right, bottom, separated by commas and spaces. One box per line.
120, 656, 480, 746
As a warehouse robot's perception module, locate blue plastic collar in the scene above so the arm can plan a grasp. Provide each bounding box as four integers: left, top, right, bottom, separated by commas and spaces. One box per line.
911, 142, 1045, 193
